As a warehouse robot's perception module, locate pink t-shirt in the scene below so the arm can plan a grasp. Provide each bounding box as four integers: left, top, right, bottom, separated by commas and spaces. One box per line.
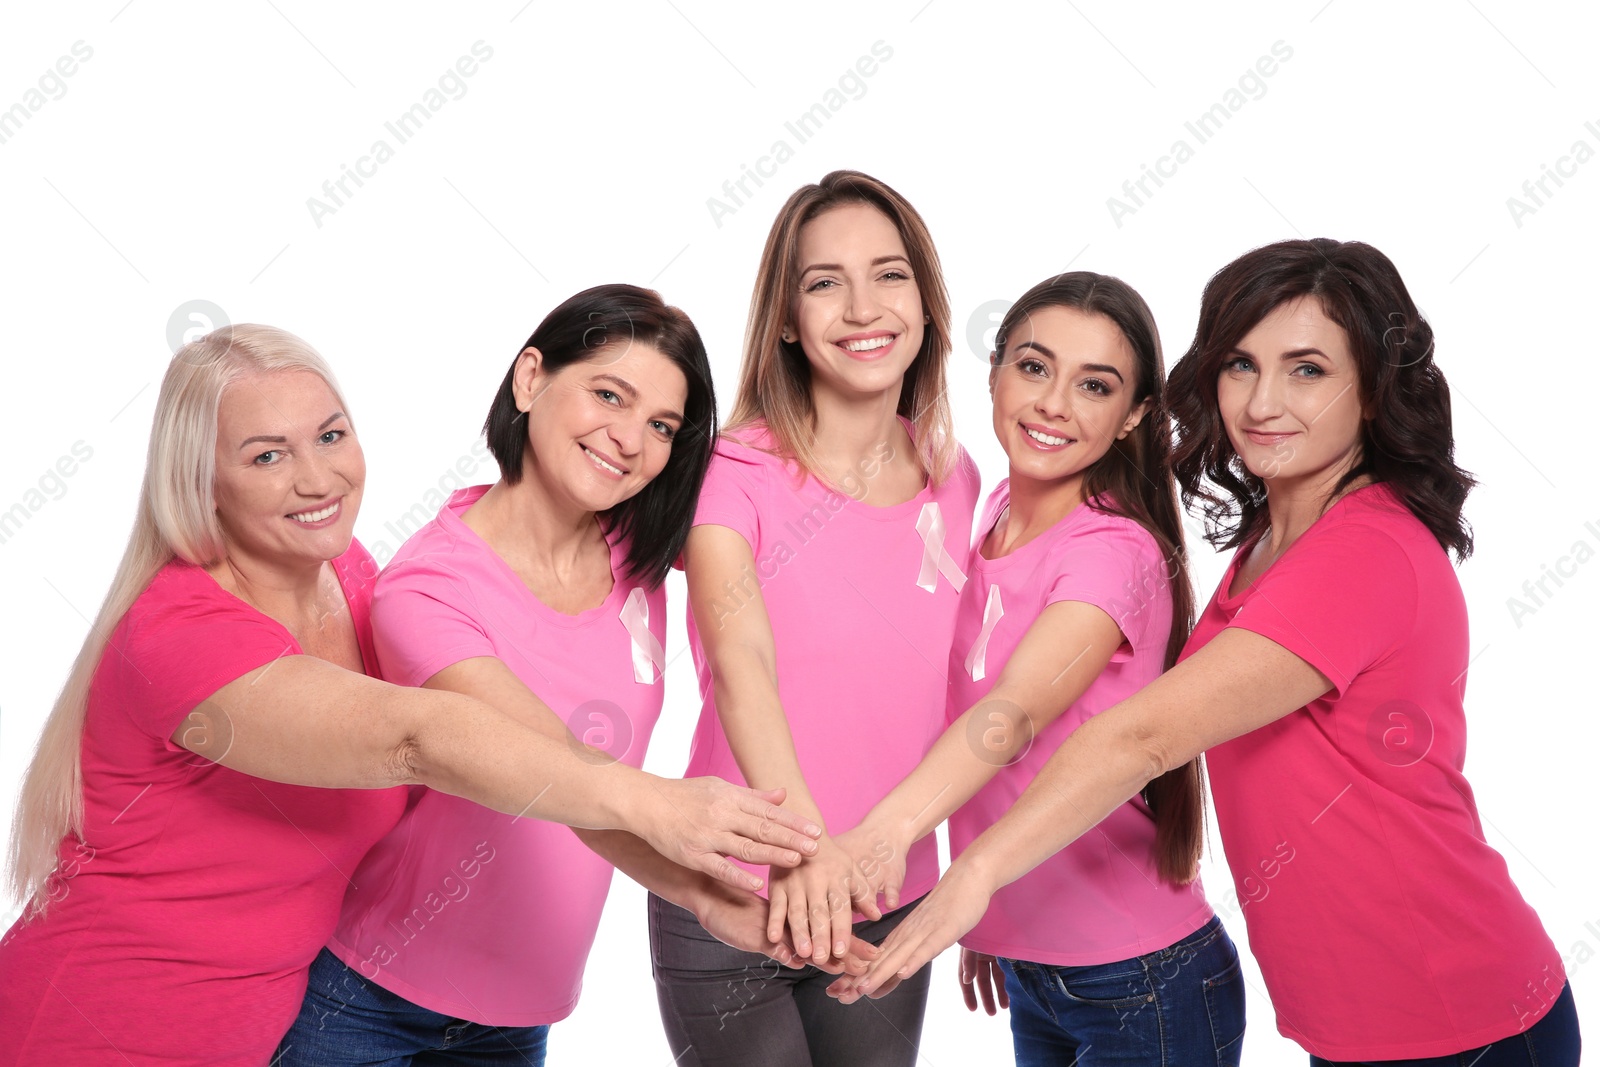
0, 544, 406, 1067
326, 485, 667, 1026
1191, 483, 1564, 1061
950, 483, 1213, 965
684, 422, 980, 904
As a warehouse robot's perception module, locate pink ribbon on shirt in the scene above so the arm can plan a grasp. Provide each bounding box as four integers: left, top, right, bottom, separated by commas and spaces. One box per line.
914, 502, 967, 594
964, 584, 1004, 682
619, 587, 664, 684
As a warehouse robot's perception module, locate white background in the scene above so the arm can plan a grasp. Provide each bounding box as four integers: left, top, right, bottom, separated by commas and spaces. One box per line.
2, 2, 1597, 1063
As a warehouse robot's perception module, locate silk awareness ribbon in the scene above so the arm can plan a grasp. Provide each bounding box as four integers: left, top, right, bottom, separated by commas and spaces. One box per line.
964, 585, 1004, 682
914, 502, 967, 594
620, 587, 665, 684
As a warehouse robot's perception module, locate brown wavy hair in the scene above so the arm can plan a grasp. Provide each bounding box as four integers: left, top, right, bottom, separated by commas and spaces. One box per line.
1168, 238, 1475, 560
994, 271, 1204, 886
728, 170, 957, 485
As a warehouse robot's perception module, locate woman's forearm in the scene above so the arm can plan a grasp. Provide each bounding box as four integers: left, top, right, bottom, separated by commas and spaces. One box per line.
577, 828, 706, 909
952, 707, 1162, 894
708, 640, 826, 825
687, 526, 826, 826
404, 685, 651, 831
861, 601, 1127, 847
865, 698, 1030, 846
189, 655, 648, 828
945, 628, 1335, 892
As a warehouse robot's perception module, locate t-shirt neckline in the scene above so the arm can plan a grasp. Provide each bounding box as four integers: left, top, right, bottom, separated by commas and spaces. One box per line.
1219, 481, 1393, 607
188, 549, 369, 674
973, 480, 1108, 573
731, 415, 941, 523
440, 484, 631, 628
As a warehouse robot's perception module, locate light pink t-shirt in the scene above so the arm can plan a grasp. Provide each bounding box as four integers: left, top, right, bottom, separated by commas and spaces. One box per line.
685, 422, 980, 905
0, 544, 407, 1067
1192, 483, 1564, 1060
326, 485, 667, 1026
950, 483, 1213, 965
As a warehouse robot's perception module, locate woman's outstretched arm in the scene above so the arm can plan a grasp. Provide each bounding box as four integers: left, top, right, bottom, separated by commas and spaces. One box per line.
835, 599, 1127, 908
686, 523, 883, 966
837, 627, 1331, 999
407, 653, 873, 972
171, 655, 822, 893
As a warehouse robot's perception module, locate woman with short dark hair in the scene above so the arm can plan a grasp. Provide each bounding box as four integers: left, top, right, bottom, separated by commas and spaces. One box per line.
275, 285, 873, 1066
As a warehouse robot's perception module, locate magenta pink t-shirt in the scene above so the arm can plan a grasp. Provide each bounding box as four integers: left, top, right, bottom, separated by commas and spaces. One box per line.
326, 485, 667, 1026
950, 483, 1213, 965
1191, 483, 1564, 1061
684, 422, 980, 905
0, 543, 406, 1067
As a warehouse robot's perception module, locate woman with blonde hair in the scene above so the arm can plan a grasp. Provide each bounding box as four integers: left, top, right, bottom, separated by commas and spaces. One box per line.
648, 171, 980, 1066
0, 323, 827, 1067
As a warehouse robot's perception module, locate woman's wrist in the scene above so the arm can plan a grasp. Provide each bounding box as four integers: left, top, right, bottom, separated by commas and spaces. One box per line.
862, 801, 920, 852
604, 764, 660, 837
753, 775, 826, 831
946, 843, 1005, 900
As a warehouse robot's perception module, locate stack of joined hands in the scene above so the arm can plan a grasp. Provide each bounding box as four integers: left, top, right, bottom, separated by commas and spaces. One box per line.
729, 816, 1005, 1010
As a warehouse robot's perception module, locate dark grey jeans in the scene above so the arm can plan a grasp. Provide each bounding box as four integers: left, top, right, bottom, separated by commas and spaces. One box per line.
648, 892, 932, 1067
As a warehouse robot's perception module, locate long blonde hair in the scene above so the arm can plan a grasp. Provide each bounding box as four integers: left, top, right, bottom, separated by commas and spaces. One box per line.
7, 325, 349, 915
729, 170, 957, 484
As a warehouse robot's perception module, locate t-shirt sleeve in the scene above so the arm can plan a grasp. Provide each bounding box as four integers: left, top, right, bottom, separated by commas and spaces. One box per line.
691, 446, 766, 552
1225, 520, 1419, 697
110, 574, 295, 742
371, 557, 497, 688
955, 446, 982, 513
1044, 521, 1168, 652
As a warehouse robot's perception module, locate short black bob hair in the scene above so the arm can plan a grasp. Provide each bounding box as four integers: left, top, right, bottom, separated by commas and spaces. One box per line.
483, 283, 717, 587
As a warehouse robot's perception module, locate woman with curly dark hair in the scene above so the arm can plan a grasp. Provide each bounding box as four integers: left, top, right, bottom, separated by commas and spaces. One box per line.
841, 239, 1580, 1067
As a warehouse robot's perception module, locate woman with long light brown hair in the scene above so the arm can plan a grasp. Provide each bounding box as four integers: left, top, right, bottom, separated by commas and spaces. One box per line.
648, 170, 980, 1066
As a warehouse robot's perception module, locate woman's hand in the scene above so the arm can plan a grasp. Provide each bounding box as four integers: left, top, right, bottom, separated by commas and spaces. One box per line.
828, 858, 996, 1003
833, 819, 910, 912
694, 881, 878, 976
766, 835, 884, 966
958, 949, 1009, 1015
637, 779, 821, 893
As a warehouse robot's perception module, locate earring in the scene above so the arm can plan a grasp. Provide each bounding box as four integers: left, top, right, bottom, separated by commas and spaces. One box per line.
923, 313, 931, 323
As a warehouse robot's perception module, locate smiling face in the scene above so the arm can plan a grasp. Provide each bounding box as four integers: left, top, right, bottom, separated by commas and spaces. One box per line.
211, 369, 363, 567
514, 340, 689, 515
789, 201, 925, 401
990, 305, 1148, 493
1217, 295, 1366, 487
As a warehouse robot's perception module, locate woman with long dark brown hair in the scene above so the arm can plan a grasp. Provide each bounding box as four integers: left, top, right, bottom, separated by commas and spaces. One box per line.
842, 239, 1580, 1067
839, 271, 1243, 1065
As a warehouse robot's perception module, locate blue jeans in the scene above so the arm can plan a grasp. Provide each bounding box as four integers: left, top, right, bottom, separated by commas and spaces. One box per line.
1308, 980, 1580, 1066
998, 914, 1245, 1066
275, 947, 549, 1066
